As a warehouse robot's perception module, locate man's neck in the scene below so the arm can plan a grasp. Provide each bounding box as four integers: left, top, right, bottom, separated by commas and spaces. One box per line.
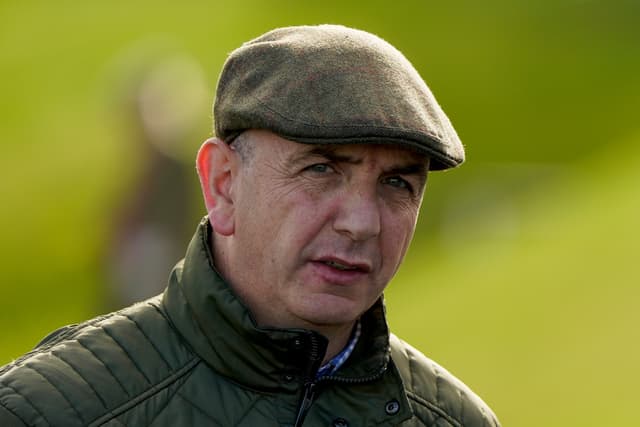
315, 321, 357, 365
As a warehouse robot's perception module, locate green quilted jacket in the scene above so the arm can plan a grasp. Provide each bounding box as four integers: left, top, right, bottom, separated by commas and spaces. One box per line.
0, 220, 500, 426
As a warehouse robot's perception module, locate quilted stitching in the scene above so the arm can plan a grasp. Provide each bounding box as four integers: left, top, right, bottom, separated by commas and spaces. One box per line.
92, 357, 199, 425
174, 392, 221, 425
0, 403, 27, 427
1, 380, 52, 426
25, 363, 87, 424
99, 324, 152, 386
52, 350, 109, 410
76, 336, 130, 397
0, 298, 203, 427
121, 313, 171, 369
389, 334, 498, 426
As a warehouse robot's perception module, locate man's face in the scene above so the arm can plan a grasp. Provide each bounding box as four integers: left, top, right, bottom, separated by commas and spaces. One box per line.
224, 131, 429, 330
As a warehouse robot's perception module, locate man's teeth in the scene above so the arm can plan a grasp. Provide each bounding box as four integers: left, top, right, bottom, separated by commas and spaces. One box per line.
324, 260, 356, 271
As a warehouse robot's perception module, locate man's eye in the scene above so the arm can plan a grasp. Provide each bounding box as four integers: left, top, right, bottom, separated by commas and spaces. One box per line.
305, 163, 331, 173
383, 176, 412, 192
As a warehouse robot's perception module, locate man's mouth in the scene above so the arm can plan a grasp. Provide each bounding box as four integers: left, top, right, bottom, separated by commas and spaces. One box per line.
315, 257, 371, 273
323, 260, 359, 271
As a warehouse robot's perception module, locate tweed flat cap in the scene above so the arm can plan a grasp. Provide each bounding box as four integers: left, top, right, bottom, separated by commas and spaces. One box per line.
214, 24, 464, 170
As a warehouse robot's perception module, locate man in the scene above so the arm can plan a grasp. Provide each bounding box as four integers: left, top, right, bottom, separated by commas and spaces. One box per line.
0, 25, 500, 426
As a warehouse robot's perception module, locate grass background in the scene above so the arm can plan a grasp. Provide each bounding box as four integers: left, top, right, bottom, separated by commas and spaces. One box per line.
1, 1, 639, 425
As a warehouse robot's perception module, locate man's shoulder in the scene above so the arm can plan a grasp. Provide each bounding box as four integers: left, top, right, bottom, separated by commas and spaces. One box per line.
389, 333, 500, 427
0, 295, 199, 427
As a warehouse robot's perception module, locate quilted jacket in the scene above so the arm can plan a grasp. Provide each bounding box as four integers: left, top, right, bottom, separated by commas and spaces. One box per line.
0, 220, 500, 426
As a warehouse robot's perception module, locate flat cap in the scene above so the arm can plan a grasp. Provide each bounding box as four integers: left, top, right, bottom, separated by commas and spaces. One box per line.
214, 24, 464, 170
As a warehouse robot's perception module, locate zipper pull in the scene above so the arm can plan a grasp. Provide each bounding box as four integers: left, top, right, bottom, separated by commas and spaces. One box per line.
292, 332, 327, 427
294, 381, 316, 427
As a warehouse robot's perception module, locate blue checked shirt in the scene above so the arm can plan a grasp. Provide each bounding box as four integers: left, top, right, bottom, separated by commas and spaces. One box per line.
316, 320, 362, 378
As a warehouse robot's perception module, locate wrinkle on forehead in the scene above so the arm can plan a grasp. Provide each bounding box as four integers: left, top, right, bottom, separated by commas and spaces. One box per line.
286, 142, 430, 170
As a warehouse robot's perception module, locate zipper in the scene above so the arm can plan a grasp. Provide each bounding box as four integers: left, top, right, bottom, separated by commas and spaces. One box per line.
292, 333, 390, 426
318, 365, 387, 385
293, 364, 388, 427
293, 381, 317, 427
292, 333, 325, 427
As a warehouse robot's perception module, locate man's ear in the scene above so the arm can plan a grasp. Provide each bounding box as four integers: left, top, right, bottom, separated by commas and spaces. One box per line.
196, 137, 236, 236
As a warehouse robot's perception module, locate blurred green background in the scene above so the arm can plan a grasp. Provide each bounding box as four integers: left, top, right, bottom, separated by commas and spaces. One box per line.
1, 1, 639, 425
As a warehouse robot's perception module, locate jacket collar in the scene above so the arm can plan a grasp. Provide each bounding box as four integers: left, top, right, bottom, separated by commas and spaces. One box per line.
163, 218, 392, 391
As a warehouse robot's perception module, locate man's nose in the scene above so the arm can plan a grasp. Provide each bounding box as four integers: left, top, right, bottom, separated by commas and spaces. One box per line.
332, 187, 381, 241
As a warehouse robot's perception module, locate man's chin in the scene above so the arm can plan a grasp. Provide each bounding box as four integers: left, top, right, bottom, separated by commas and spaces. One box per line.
294, 296, 363, 329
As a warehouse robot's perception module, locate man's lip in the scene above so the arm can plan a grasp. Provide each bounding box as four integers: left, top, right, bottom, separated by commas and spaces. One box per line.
312, 257, 372, 273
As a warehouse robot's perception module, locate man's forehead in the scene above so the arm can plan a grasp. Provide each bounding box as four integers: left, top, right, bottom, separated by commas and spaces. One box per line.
241, 129, 430, 173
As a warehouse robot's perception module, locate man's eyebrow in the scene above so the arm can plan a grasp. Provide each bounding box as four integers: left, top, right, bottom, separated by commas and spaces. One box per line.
386, 163, 428, 176
309, 146, 364, 164
288, 145, 363, 165
287, 145, 429, 179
